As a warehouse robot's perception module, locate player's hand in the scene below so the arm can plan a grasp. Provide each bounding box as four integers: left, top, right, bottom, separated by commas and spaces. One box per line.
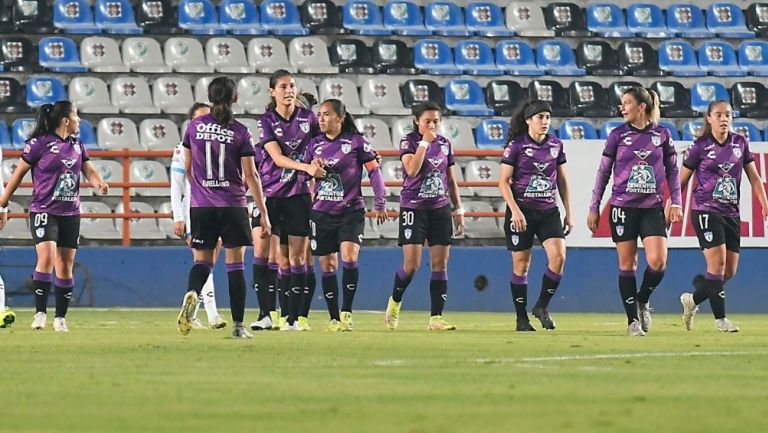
96, 181, 109, 195
510, 208, 527, 233
0, 211, 8, 231
374, 209, 387, 225
312, 158, 325, 168
373, 151, 383, 165
421, 127, 438, 144
563, 213, 573, 237
260, 214, 272, 238
453, 214, 465, 237
668, 206, 683, 225
173, 221, 186, 239
306, 163, 326, 179
587, 212, 600, 233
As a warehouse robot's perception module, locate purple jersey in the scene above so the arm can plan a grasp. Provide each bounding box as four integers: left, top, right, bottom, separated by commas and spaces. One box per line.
182, 114, 255, 208
305, 132, 378, 215
21, 133, 89, 216
399, 131, 455, 209
683, 133, 754, 218
501, 133, 566, 210
257, 107, 320, 198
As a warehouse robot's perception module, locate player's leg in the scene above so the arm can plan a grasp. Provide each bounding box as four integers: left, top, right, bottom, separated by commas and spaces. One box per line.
531, 208, 566, 331
52, 246, 76, 332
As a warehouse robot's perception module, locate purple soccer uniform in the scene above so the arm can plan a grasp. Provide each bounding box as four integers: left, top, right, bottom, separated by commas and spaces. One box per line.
399, 132, 455, 209
182, 114, 255, 208
501, 133, 566, 210
21, 133, 89, 216
684, 133, 754, 218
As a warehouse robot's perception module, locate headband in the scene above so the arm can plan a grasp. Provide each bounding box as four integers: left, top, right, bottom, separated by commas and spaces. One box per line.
523, 101, 552, 119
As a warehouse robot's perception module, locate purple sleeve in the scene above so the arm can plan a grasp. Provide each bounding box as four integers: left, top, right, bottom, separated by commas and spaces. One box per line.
258, 115, 276, 147
303, 139, 315, 163
446, 139, 455, 167
399, 136, 416, 159
181, 122, 192, 149
79, 139, 90, 162
682, 141, 702, 170
500, 141, 518, 166
663, 137, 682, 206
743, 139, 755, 165
357, 136, 377, 164
556, 141, 566, 165
589, 155, 614, 213
20, 138, 44, 166
368, 167, 386, 211
602, 132, 619, 159
240, 128, 255, 157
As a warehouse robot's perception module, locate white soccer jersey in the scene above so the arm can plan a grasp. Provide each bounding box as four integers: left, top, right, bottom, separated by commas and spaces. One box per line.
170, 142, 191, 232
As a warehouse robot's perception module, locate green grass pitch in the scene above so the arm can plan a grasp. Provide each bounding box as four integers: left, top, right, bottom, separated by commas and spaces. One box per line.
3, 309, 768, 433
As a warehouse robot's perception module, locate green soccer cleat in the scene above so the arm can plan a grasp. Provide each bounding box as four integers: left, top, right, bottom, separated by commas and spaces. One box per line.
340, 311, 353, 331
297, 316, 311, 331
270, 311, 280, 330
177, 290, 198, 335
428, 315, 456, 331
326, 319, 342, 332
1, 307, 16, 328
384, 296, 402, 330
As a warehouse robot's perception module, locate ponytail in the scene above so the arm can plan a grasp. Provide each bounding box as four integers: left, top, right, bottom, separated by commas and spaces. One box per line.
506, 99, 552, 142
207, 77, 235, 126
699, 99, 731, 139
31, 100, 74, 139
648, 89, 661, 125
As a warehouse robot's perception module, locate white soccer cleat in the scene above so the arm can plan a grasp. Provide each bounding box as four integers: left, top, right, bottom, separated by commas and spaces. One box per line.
715, 317, 739, 333
53, 317, 69, 332
232, 325, 253, 339
249, 315, 273, 331
177, 290, 198, 335
680, 293, 698, 331
281, 320, 299, 331
190, 318, 206, 329
637, 302, 652, 333
627, 320, 646, 336
31, 312, 47, 330
208, 315, 228, 329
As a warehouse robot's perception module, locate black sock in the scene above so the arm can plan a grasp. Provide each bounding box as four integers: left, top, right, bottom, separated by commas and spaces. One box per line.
289, 265, 306, 322
618, 269, 638, 324
300, 268, 316, 318
32, 271, 52, 314
267, 266, 278, 311
692, 274, 708, 305
321, 271, 340, 321
704, 272, 726, 319
341, 261, 359, 313
429, 271, 448, 316
637, 267, 665, 304
54, 277, 74, 318
252, 260, 269, 318
188, 261, 212, 296
391, 267, 413, 303
226, 263, 246, 323
510, 273, 528, 321
278, 269, 290, 317
535, 268, 562, 309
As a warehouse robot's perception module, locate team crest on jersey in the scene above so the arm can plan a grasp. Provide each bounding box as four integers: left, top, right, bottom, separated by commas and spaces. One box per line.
310, 240, 317, 251
300, 121, 310, 134
652, 136, 661, 146
616, 225, 624, 236
510, 233, 519, 245
704, 231, 713, 242
74, 144, 82, 154
23, 144, 31, 153
441, 145, 449, 155
550, 147, 559, 158
342, 143, 352, 154
733, 148, 742, 158
36, 227, 45, 238
363, 141, 372, 152
400, 140, 409, 150
404, 228, 412, 239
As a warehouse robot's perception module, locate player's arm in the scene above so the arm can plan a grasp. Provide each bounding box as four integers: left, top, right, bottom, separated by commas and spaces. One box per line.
0, 158, 32, 210
243, 155, 271, 237
0, 150, 6, 229
401, 146, 427, 178
82, 160, 109, 195
446, 165, 465, 236
170, 158, 187, 238
556, 163, 573, 235
745, 161, 768, 221
499, 164, 527, 233
264, 141, 325, 178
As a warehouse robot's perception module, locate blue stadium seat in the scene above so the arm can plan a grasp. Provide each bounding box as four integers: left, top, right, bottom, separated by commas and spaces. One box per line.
535, 41, 585, 76
95, 0, 142, 34
413, 39, 460, 74
220, 0, 267, 35
178, 0, 226, 34
559, 120, 598, 139
11, 118, 36, 147
260, 0, 309, 35
691, 82, 738, 116
38, 36, 88, 73
495, 40, 541, 75
599, 121, 624, 139
0, 121, 10, 149
26, 76, 67, 108
626, 4, 670, 37
586, 4, 632, 37
698, 41, 745, 76
53, 0, 100, 34
738, 41, 768, 76
681, 120, 704, 140
475, 119, 509, 148
706, 3, 755, 38
424, 1, 469, 36
667, 4, 712, 38
658, 121, 681, 140
454, 40, 500, 75
465, 2, 512, 36
731, 121, 761, 141
77, 119, 99, 149
384, 0, 430, 35
343, 0, 389, 35
658, 40, 705, 76
444, 79, 494, 116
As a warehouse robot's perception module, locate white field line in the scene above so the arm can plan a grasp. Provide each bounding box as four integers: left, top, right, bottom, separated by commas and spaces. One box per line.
521, 350, 768, 362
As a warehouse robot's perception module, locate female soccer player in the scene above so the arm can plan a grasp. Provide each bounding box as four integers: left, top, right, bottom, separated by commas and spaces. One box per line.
304, 99, 387, 331
176, 77, 271, 338
0, 101, 109, 331
678, 100, 768, 332
588, 87, 682, 336
384, 101, 465, 331
170, 102, 227, 330
499, 100, 572, 331
0, 147, 16, 328
257, 70, 325, 331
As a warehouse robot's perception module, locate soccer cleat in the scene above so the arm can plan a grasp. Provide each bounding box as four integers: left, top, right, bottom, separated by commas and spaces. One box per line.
53, 317, 69, 332
278, 316, 288, 330
1, 307, 16, 328
190, 318, 206, 329
715, 317, 739, 333
281, 319, 299, 331
680, 293, 698, 331
340, 311, 353, 331
297, 316, 311, 331
516, 319, 536, 332
637, 302, 652, 333
208, 315, 228, 329
627, 320, 646, 336
384, 296, 402, 330
428, 315, 456, 331
31, 312, 47, 330
269, 311, 280, 330
249, 315, 272, 331
177, 290, 198, 335
232, 325, 253, 339
326, 319, 342, 332
531, 307, 555, 330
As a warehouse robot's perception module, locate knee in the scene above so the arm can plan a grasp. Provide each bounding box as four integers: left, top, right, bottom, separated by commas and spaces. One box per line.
402, 262, 420, 276
549, 253, 566, 273
321, 263, 337, 274
289, 253, 305, 266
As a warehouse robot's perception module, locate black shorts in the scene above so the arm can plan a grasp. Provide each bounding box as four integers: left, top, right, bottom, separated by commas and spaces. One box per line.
608, 205, 667, 243
504, 206, 564, 251
265, 194, 311, 244
692, 210, 741, 253
310, 208, 365, 256
190, 207, 252, 250
398, 205, 453, 246
30, 212, 80, 249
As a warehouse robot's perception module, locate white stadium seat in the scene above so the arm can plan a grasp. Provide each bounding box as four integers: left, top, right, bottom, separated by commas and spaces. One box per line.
80, 201, 122, 240
237, 76, 271, 114
81, 36, 129, 73
97, 117, 140, 151
87, 159, 124, 196
355, 117, 392, 151
319, 78, 368, 115
122, 37, 171, 73
463, 200, 502, 238
464, 160, 501, 197
110, 76, 160, 114
2, 201, 31, 239
139, 119, 180, 151
116, 201, 167, 239
69, 77, 118, 114
152, 77, 195, 114
164, 37, 214, 73
288, 36, 338, 73
205, 37, 254, 73
247, 37, 295, 73
360, 77, 410, 115
129, 160, 169, 196
2, 159, 32, 195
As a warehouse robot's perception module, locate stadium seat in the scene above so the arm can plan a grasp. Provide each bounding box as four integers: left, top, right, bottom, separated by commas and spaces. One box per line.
0, 76, 29, 113
178, 0, 225, 35
300, 0, 344, 35
0, 202, 30, 239
424, 1, 468, 36
95, 0, 142, 34
355, 117, 392, 150
494, 40, 540, 76
205, 37, 253, 73
1, 0, 17, 33
390, 116, 414, 146
12, 0, 55, 33
536, 40, 585, 76
194, 76, 244, 114
139, 118, 180, 150
122, 37, 170, 73
152, 77, 194, 114
129, 160, 169, 197
599, 120, 624, 139
381, 162, 404, 198
165, 37, 213, 73
691, 82, 736, 115
544, 3, 589, 37
219, 0, 266, 35
79, 201, 122, 239
617, 41, 663, 76
475, 119, 508, 149
528, 80, 571, 117
559, 120, 598, 140
586, 3, 632, 37
235, 117, 260, 137
78, 119, 99, 149
11, 118, 35, 148
650, 81, 697, 118
699, 41, 744, 76
1, 159, 32, 194
667, 4, 711, 38
746, 3, 768, 37
247, 37, 294, 73
69, 76, 117, 113
658, 121, 680, 140
237, 76, 270, 114
463, 201, 501, 238
329, 39, 375, 74
156, 202, 176, 239
343, 0, 389, 35
414, 39, 460, 75
383, 0, 430, 35
97, 117, 140, 150
445, 80, 493, 116
706, 3, 754, 38
137, 0, 181, 34
295, 77, 318, 102
454, 40, 500, 76
288, 36, 337, 73
658, 40, 705, 77
738, 41, 768, 76
53, 0, 100, 34
576, 40, 621, 76
486, 79, 525, 116
440, 117, 476, 150
26, 76, 67, 108
626, 4, 669, 37
465, 2, 512, 36
0, 121, 10, 149
681, 120, 704, 140
38, 36, 88, 72
0, 37, 36, 72
569, 81, 612, 117
449, 162, 474, 196
319, 78, 367, 115
110, 77, 159, 114
400, 79, 443, 110
607, 80, 642, 116
360, 215, 380, 239
260, 0, 308, 35
360, 77, 410, 115
506, 2, 552, 37
731, 121, 761, 141
376, 201, 400, 238
80, 36, 129, 72
464, 160, 501, 197
85, 160, 123, 196
373, 39, 417, 74
731, 81, 768, 118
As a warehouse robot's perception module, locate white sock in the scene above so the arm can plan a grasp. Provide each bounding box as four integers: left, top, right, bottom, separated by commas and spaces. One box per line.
0, 274, 6, 310
202, 274, 219, 320
192, 293, 202, 320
